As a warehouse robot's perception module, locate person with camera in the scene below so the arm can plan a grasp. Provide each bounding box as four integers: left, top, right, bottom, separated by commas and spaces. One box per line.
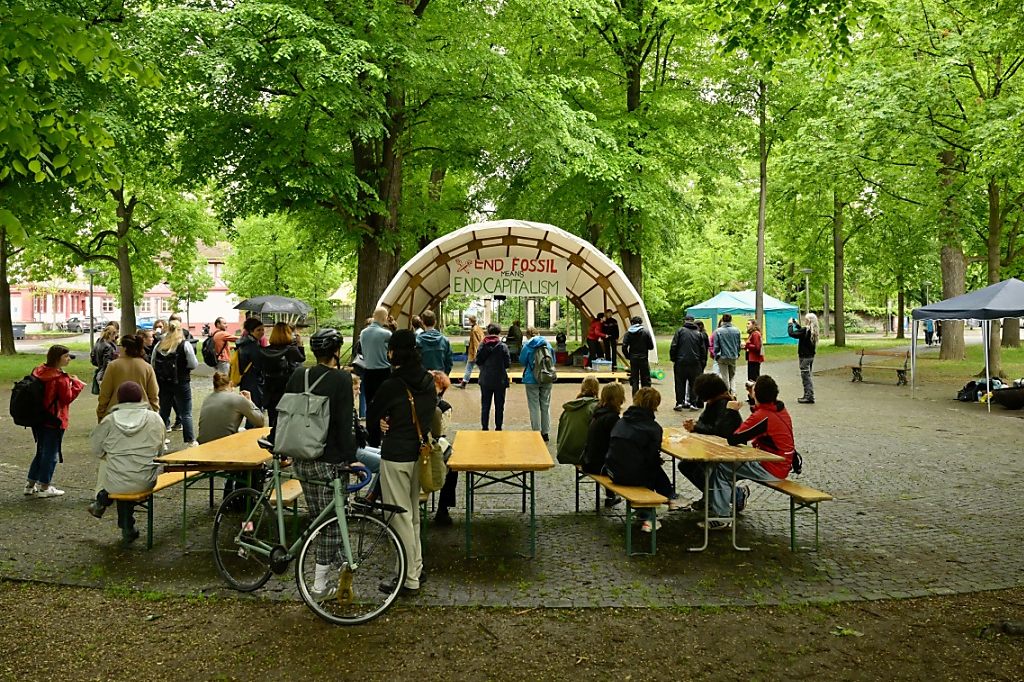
788, 313, 819, 404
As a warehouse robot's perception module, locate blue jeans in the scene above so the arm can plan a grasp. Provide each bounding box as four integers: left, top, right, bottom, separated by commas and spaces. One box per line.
480, 385, 506, 430
28, 426, 64, 486
524, 383, 552, 436
159, 381, 195, 443
709, 461, 778, 516
462, 360, 477, 384
356, 446, 381, 475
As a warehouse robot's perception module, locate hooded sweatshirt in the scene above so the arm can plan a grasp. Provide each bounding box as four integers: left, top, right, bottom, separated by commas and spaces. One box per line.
416, 328, 453, 374
519, 335, 553, 385
235, 333, 264, 397
621, 323, 654, 360
32, 365, 85, 430
670, 322, 706, 364
726, 401, 795, 478
603, 405, 663, 486
580, 405, 620, 474
474, 334, 511, 389
366, 363, 438, 462
260, 342, 306, 407
90, 401, 166, 494
555, 395, 598, 464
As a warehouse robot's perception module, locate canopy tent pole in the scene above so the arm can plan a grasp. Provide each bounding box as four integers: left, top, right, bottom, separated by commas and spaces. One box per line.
911, 319, 918, 397
984, 319, 992, 413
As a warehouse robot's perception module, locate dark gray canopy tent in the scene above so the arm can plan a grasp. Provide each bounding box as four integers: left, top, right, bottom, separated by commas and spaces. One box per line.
911, 277, 1024, 410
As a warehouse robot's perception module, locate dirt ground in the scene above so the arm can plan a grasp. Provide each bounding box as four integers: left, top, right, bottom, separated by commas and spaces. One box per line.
2, 581, 1022, 681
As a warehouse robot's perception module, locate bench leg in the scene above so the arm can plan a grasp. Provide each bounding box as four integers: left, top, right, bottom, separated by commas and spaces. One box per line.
594, 479, 600, 515
625, 503, 633, 555
788, 499, 821, 552
851, 368, 862, 382
897, 370, 907, 386
419, 498, 428, 557
146, 498, 154, 550
574, 470, 580, 513
789, 497, 796, 552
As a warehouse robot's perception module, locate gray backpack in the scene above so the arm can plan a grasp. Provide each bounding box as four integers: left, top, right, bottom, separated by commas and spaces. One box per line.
274, 368, 331, 461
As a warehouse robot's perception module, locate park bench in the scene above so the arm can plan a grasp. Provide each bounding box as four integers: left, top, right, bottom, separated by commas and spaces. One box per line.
576, 467, 667, 557
269, 478, 304, 536
848, 349, 910, 385
108, 470, 202, 550
753, 479, 833, 551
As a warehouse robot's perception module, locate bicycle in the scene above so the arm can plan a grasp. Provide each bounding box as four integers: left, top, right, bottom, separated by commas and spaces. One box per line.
212, 440, 407, 625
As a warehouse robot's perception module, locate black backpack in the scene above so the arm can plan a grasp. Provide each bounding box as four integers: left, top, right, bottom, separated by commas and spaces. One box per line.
956, 381, 978, 402
154, 345, 183, 383
10, 375, 57, 428
201, 335, 219, 368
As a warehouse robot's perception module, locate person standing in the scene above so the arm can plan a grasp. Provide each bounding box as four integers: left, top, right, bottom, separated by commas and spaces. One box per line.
696, 321, 710, 372
260, 322, 307, 430
151, 320, 199, 447
788, 313, 819, 404
458, 314, 484, 388
520, 327, 555, 442
475, 323, 511, 431
151, 319, 166, 345
506, 319, 524, 361
234, 317, 266, 427
359, 307, 393, 417
669, 315, 704, 411
415, 309, 453, 375
586, 313, 606, 369
711, 314, 741, 395
98, 334, 160, 421
366, 329, 436, 595
212, 316, 233, 375
24, 345, 85, 497
138, 329, 155, 363
744, 319, 765, 383
621, 315, 654, 396
90, 325, 119, 394
283, 328, 360, 601
924, 319, 935, 346
86, 380, 166, 546
602, 309, 620, 371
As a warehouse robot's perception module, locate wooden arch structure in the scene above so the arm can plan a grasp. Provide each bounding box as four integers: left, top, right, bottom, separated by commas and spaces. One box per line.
376, 219, 657, 361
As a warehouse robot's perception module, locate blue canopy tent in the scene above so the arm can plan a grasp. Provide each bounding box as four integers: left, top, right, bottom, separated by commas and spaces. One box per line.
687, 290, 798, 345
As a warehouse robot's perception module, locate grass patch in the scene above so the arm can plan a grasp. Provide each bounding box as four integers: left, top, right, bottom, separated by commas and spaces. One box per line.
0, 352, 92, 384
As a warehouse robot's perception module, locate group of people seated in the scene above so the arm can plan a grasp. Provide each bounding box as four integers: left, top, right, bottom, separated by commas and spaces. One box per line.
557, 372, 796, 533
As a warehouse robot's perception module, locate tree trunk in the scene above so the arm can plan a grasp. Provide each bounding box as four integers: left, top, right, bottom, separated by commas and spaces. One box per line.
832, 192, 846, 347
755, 78, 767, 329
114, 190, 138, 333
938, 150, 966, 360
1001, 319, 1020, 347
985, 179, 1002, 374
619, 247, 643, 297
0, 227, 15, 355
896, 274, 905, 339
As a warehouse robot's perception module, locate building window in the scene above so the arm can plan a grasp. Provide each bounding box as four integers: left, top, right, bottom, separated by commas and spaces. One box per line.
140, 299, 152, 314
101, 299, 115, 313
159, 298, 171, 313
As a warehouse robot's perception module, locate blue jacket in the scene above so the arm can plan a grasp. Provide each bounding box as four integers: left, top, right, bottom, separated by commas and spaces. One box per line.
359, 322, 392, 371
519, 335, 553, 385
416, 328, 453, 374
711, 323, 741, 361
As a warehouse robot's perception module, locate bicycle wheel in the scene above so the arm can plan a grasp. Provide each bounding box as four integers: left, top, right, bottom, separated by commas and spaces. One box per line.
213, 487, 275, 592
295, 512, 406, 625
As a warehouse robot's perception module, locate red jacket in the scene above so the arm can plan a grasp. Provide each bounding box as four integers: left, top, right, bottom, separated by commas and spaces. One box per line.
587, 319, 606, 341
32, 365, 86, 430
744, 330, 765, 363
726, 401, 794, 478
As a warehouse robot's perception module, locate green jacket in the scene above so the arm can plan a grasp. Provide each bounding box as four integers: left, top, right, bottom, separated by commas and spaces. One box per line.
555, 396, 598, 465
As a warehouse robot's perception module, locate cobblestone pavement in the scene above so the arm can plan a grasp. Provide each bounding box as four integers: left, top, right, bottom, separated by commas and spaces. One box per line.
1, 347, 1022, 608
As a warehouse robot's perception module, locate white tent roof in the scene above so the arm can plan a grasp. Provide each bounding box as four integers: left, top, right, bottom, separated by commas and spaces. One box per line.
377, 219, 657, 361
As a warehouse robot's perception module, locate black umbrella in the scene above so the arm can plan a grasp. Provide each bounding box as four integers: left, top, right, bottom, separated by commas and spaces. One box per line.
234, 295, 313, 316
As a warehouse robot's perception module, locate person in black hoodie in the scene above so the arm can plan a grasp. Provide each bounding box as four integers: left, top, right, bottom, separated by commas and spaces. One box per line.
603, 387, 684, 532
669, 315, 706, 411
580, 381, 626, 507
677, 373, 743, 509
366, 329, 437, 595
601, 309, 620, 371
260, 322, 307, 430
621, 315, 654, 396
475, 323, 511, 431
283, 328, 358, 601
234, 317, 266, 427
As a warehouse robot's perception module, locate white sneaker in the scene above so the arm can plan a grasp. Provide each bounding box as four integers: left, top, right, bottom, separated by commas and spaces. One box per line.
23, 483, 36, 496
164, 438, 171, 445
166, 425, 173, 433
641, 519, 662, 533
667, 497, 689, 511
187, 441, 200, 448
34, 485, 65, 498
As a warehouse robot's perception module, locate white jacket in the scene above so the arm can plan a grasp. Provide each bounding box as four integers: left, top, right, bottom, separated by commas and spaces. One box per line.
91, 402, 167, 494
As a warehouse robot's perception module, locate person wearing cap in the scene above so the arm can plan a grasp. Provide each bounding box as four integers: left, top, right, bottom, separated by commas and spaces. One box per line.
620, 315, 654, 396
87, 381, 167, 546
24, 345, 86, 498
669, 314, 706, 411
366, 329, 438, 595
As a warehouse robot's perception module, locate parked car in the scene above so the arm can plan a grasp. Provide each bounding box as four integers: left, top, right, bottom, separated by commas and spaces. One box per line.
136, 316, 156, 330
65, 316, 110, 333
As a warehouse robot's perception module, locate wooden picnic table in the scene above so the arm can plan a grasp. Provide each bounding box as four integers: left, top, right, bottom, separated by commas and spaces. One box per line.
155, 427, 272, 543
661, 428, 783, 552
447, 430, 555, 559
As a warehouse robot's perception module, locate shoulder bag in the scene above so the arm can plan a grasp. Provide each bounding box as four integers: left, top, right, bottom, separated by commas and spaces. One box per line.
407, 388, 446, 493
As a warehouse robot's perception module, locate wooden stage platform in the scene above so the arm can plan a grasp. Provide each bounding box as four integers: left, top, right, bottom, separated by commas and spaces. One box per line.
450, 367, 632, 384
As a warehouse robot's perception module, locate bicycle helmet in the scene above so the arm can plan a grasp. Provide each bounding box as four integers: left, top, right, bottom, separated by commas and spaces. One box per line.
309, 327, 344, 357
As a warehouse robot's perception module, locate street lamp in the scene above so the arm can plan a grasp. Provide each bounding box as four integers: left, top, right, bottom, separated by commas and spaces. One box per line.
83, 267, 98, 350
800, 268, 813, 319
923, 280, 931, 305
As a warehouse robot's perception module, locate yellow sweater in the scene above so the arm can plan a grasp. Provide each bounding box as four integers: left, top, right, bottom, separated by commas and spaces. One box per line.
96, 357, 160, 422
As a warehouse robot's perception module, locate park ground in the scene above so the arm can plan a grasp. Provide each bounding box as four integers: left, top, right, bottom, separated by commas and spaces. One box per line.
1, 331, 1023, 679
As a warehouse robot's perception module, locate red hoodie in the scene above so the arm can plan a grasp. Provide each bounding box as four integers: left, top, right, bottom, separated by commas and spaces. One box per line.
31, 365, 86, 430
744, 330, 765, 363
587, 319, 606, 341
726, 401, 794, 478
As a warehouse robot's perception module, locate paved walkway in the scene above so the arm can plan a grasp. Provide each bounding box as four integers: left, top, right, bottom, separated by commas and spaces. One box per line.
1, 346, 1021, 608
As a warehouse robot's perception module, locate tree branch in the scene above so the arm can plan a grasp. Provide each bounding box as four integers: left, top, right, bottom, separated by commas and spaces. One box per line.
44, 238, 118, 265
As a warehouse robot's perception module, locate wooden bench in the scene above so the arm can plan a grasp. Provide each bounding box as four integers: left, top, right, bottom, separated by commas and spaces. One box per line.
754, 479, 833, 551
577, 469, 667, 556
848, 349, 910, 385
269, 478, 304, 537
108, 471, 202, 549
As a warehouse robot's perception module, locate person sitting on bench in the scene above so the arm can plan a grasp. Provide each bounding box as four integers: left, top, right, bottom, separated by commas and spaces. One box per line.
86, 381, 167, 546
701, 375, 796, 531
677, 373, 743, 511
